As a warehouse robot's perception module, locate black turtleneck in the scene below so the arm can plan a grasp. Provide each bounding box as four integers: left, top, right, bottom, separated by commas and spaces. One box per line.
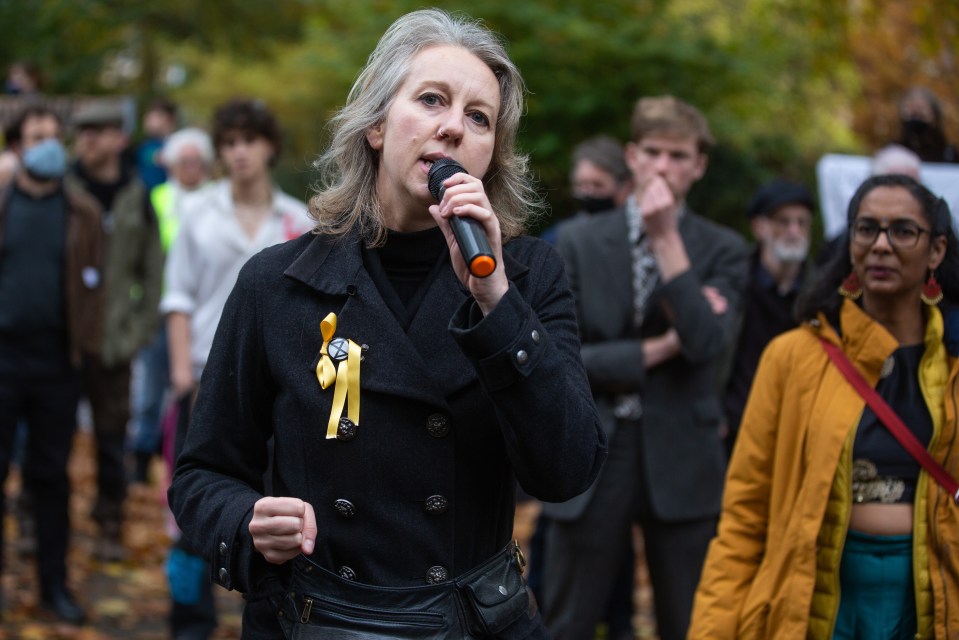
363, 226, 448, 330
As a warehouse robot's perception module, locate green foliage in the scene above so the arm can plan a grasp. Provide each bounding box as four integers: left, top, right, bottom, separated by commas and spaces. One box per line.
1, 0, 951, 238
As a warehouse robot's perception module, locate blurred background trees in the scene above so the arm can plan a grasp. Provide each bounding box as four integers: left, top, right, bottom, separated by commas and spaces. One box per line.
1, 0, 954, 237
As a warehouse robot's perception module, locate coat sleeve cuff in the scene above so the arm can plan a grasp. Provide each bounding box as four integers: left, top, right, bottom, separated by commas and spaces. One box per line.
211, 501, 269, 593
449, 284, 548, 392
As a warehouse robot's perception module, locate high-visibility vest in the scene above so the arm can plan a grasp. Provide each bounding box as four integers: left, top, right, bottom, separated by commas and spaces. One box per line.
150, 182, 179, 252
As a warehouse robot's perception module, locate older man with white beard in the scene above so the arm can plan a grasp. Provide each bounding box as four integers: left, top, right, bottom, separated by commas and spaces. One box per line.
722, 179, 815, 454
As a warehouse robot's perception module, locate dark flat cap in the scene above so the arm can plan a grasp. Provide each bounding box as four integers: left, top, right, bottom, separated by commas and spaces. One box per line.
73, 101, 125, 128
746, 179, 815, 219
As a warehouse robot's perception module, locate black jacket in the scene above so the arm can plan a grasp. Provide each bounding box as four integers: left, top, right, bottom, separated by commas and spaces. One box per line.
169, 230, 605, 602
0, 182, 104, 369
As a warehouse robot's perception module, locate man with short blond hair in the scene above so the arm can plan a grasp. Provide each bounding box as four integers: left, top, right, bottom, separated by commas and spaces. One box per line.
542, 95, 748, 640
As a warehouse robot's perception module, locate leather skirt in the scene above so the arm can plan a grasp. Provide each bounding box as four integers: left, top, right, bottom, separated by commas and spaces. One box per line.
274, 541, 543, 639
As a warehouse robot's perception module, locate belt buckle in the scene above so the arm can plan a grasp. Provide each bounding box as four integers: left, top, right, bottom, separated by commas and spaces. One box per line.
511, 540, 526, 575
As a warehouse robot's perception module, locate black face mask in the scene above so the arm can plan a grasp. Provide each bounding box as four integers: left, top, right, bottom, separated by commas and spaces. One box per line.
575, 195, 616, 215
900, 118, 948, 162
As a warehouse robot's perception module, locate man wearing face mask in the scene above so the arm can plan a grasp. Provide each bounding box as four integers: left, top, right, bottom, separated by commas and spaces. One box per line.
539, 135, 632, 244
0, 104, 103, 623
897, 87, 958, 164
722, 179, 815, 454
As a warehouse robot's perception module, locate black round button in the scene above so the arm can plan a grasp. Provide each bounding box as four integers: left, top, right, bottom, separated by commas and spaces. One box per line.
427, 413, 450, 438
424, 495, 448, 515
425, 565, 448, 584
218, 568, 229, 584
333, 499, 356, 518
328, 337, 349, 361
219, 542, 228, 556
336, 417, 357, 441
338, 566, 357, 581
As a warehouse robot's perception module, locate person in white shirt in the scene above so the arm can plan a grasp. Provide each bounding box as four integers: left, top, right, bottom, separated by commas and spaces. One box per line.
159, 98, 313, 640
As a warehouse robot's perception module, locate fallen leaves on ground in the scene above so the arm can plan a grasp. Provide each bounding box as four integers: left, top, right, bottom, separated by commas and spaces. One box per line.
1, 429, 244, 639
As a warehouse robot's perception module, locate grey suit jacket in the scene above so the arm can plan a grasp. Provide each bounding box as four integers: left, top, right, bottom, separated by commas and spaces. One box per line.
543, 206, 748, 522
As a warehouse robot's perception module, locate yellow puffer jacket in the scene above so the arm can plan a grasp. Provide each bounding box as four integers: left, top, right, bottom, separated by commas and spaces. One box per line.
689, 300, 959, 639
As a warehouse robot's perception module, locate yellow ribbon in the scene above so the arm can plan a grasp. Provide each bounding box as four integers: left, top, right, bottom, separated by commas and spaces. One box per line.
315, 312, 361, 439
316, 313, 337, 389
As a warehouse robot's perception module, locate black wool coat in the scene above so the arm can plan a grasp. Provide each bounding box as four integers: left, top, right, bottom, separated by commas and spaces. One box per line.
169, 230, 606, 610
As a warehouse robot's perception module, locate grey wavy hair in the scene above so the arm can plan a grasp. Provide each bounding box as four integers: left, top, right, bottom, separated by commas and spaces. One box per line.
310, 8, 539, 245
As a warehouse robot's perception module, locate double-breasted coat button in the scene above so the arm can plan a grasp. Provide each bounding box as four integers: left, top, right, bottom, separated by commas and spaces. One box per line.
218, 568, 229, 584
336, 417, 357, 441
425, 566, 448, 584
333, 499, 356, 518
424, 495, 448, 515
219, 542, 228, 556
516, 350, 529, 365
427, 413, 450, 438
338, 566, 357, 581
531, 330, 541, 344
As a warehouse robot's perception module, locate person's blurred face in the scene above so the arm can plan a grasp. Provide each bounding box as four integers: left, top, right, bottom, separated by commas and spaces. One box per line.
753, 203, 812, 264
169, 144, 209, 190
8, 64, 38, 94
572, 160, 618, 199
850, 185, 945, 308
218, 129, 274, 183
17, 114, 60, 155
144, 109, 176, 139
626, 134, 706, 203
900, 93, 936, 125
75, 125, 126, 168
366, 45, 499, 230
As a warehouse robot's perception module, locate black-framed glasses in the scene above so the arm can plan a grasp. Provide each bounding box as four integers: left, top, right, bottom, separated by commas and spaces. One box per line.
849, 218, 930, 249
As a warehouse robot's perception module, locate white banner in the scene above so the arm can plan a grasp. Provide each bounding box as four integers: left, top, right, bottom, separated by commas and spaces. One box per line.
816, 153, 959, 240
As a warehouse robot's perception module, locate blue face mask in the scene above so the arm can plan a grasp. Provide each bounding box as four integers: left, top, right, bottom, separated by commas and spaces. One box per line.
22, 138, 68, 180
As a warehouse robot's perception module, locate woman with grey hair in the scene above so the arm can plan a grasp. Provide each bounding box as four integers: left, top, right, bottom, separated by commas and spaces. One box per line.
169, 8, 605, 639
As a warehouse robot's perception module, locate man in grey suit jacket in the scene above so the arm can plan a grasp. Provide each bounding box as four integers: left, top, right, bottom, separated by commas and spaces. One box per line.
541, 96, 748, 640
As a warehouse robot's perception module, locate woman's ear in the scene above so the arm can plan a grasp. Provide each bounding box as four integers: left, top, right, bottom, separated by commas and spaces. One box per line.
366, 124, 384, 150
929, 234, 947, 271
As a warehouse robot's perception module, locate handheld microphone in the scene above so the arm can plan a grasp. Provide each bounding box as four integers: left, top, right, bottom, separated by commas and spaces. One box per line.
427, 158, 496, 278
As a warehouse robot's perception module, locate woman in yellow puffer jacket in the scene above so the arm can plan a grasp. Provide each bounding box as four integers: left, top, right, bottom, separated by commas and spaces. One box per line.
689, 174, 959, 639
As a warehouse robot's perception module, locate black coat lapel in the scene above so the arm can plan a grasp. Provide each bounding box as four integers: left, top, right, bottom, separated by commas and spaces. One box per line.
284, 233, 467, 408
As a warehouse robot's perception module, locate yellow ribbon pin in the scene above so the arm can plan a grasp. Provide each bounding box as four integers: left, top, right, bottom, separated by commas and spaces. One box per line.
315, 312, 361, 439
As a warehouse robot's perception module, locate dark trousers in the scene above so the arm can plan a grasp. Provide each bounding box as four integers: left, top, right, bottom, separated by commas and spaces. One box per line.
82, 355, 131, 526
530, 515, 635, 639
130, 325, 169, 457
0, 365, 80, 591
542, 420, 716, 640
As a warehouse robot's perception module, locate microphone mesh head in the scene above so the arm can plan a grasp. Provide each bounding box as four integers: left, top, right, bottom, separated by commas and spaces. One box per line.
427, 158, 467, 201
